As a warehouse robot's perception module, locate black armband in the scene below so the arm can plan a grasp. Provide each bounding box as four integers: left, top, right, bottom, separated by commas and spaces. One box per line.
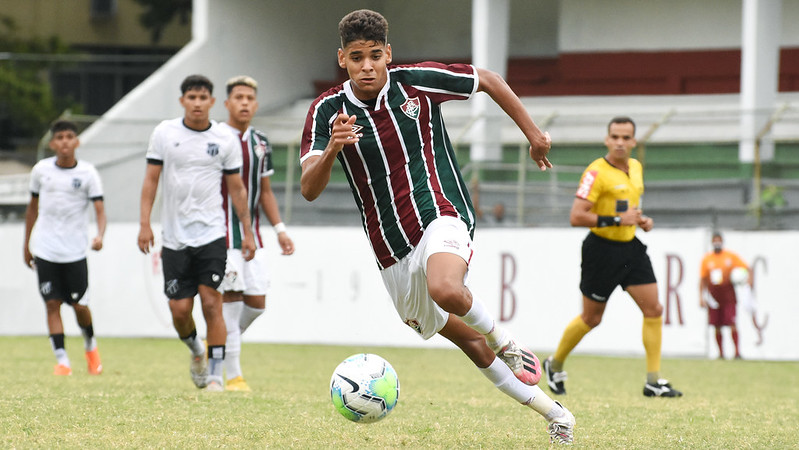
597, 215, 621, 227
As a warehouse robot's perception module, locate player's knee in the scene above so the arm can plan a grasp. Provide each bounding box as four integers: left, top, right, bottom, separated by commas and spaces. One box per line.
428, 280, 468, 314
582, 313, 602, 328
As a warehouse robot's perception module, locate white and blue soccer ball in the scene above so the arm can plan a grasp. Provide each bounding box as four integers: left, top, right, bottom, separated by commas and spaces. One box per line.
330, 353, 400, 423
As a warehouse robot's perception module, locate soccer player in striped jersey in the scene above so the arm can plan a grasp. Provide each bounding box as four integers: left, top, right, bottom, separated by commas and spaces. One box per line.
300, 9, 574, 444
138, 75, 256, 392
544, 116, 683, 398
24, 119, 105, 376
218, 75, 295, 391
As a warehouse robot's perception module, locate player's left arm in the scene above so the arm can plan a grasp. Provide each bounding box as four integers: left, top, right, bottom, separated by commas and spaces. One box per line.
259, 176, 294, 255
476, 68, 551, 171
224, 171, 256, 261
91, 198, 106, 251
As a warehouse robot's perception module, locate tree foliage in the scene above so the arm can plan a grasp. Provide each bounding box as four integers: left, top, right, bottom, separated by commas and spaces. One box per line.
0, 15, 71, 146
134, 0, 192, 44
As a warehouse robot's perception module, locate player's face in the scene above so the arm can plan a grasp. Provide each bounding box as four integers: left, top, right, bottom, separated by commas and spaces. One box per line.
338, 40, 392, 101
605, 122, 636, 161
179, 87, 215, 126
225, 85, 258, 128
49, 130, 79, 160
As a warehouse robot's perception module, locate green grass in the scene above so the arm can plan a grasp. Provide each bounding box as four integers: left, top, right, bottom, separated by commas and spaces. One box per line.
1, 336, 797, 449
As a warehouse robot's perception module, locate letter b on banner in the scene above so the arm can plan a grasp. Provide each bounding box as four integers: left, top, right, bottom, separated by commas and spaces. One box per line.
499, 253, 516, 322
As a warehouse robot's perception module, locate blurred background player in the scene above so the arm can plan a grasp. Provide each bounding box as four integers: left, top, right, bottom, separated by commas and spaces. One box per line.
138, 74, 256, 391
23, 119, 105, 376
699, 231, 751, 359
300, 9, 574, 444
219, 75, 295, 391
544, 116, 683, 398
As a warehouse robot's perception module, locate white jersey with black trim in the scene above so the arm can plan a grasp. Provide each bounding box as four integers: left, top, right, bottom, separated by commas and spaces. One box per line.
29, 157, 103, 263
145, 118, 241, 250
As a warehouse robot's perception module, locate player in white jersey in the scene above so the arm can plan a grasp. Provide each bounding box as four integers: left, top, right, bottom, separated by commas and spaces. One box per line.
24, 120, 105, 377
218, 75, 295, 392
137, 75, 257, 392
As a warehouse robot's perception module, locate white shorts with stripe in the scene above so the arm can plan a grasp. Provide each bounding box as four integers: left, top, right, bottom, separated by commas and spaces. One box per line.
220, 248, 270, 296
380, 216, 474, 340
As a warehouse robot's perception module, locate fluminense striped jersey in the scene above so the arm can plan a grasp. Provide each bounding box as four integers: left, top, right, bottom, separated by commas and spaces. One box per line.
219, 122, 275, 250
300, 62, 479, 269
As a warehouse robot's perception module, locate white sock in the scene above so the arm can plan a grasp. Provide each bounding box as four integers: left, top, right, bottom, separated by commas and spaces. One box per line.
80, 325, 97, 352
54, 348, 70, 366
208, 345, 225, 382
223, 302, 244, 380
485, 325, 509, 353
459, 294, 495, 335
479, 357, 537, 404
180, 331, 204, 357
239, 304, 264, 333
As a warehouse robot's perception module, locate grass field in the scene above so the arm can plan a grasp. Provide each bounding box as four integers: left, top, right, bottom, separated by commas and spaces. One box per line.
1, 336, 797, 449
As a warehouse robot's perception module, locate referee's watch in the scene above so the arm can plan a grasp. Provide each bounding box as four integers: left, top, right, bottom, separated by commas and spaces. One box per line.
613, 216, 622, 226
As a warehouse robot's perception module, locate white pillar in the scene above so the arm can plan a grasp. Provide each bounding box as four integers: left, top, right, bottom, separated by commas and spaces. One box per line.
739, 0, 782, 162
470, 0, 510, 162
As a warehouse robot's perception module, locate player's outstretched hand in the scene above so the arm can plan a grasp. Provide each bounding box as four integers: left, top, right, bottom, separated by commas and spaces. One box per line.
331, 114, 359, 151
528, 131, 553, 171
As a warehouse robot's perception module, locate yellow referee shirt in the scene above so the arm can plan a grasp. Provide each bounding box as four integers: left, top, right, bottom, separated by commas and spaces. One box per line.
575, 157, 643, 242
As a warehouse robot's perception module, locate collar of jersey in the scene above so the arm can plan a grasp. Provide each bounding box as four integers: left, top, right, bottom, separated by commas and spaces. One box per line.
343, 72, 391, 111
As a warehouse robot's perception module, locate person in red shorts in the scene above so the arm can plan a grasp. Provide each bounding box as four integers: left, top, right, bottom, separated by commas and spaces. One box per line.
699, 231, 751, 359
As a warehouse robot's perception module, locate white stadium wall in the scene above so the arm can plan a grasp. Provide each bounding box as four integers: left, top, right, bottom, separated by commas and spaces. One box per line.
2, 224, 796, 361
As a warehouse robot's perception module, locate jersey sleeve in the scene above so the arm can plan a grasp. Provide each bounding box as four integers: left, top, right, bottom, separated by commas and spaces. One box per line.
221, 133, 243, 171
730, 252, 749, 270
145, 122, 166, 162
300, 98, 336, 164
29, 163, 42, 195
87, 164, 104, 199
575, 167, 601, 204
390, 62, 478, 103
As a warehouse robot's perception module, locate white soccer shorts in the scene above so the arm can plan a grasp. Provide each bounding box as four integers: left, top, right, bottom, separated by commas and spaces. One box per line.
219, 248, 270, 296
380, 216, 474, 340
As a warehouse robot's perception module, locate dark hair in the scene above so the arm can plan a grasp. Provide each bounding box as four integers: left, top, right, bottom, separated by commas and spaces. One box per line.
50, 119, 78, 135
608, 116, 636, 135
225, 75, 258, 96
339, 9, 388, 48
180, 74, 213, 95
712, 231, 723, 240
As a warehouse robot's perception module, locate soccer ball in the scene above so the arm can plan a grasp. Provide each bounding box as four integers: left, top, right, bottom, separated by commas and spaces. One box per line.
730, 267, 749, 285
330, 353, 400, 423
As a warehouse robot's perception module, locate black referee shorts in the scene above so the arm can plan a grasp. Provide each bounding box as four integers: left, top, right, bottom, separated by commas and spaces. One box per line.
579, 232, 657, 302
160, 237, 226, 300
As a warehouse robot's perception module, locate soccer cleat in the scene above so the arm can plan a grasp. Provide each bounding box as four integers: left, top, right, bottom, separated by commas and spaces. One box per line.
85, 348, 103, 375
190, 352, 209, 389
495, 339, 541, 386
53, 364, 72, 376
547, 401, 576, 444
204, 378, 224, 392
643, 379, 683, 397
226, 376, 252, 392
543, 356, 568, 395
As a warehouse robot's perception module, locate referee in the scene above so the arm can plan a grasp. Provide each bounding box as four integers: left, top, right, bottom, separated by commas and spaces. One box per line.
543, 116, 683, 398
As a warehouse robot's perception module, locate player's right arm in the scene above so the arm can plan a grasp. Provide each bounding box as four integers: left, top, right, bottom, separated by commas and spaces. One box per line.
300, 114, 357, 201
23, 194, 38, 268
138, 162, 161, 254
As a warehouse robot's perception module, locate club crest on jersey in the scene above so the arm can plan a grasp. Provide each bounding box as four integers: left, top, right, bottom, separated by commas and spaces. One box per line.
400, 97, 420, 120
72, 178, 82, 189
255, 141, 266, 158
207, 142, 219, 157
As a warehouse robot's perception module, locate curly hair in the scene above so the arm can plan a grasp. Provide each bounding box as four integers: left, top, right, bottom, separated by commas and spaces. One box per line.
338, 9, 388, 48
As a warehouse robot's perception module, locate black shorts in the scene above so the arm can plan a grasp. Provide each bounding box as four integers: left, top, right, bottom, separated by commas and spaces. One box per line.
34, 257, 89, 304
579, 232, 657, 302
161, 237, 226, 300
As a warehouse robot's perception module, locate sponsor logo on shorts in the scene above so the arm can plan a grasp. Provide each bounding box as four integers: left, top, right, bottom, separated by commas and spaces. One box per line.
166, 279, 179, 295
71, 292, 80, 300
590, 293, 607, 301
212, 273, 220, 283
443, 239, 460, 250
404, 319, 422, 335
40, 281, 52, 295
